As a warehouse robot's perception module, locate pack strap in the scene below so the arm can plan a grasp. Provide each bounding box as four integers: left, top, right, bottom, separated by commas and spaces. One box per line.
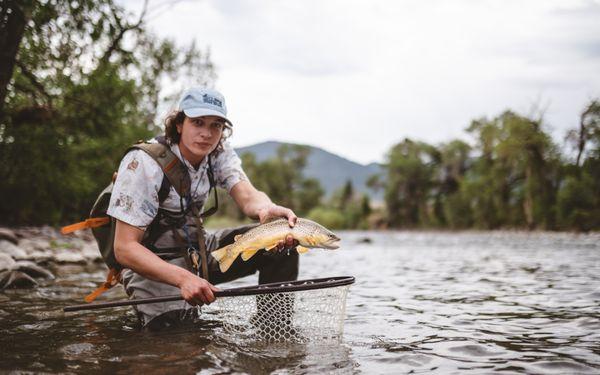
84, 268, 120, 303
61, 217, 110, 234
129, 140, 191, 198
190, 204, 210, 281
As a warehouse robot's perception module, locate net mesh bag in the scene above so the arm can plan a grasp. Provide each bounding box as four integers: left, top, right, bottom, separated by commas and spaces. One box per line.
214, 276, 353, 343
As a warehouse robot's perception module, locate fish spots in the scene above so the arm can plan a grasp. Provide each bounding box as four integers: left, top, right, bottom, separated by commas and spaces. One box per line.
127, 158, 139, 171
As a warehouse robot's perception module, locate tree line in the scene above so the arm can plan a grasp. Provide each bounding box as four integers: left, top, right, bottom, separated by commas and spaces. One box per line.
369, 104, 600, 231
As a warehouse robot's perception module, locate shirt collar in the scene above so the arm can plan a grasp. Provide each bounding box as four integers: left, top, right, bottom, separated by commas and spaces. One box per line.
170, 143, 208, 172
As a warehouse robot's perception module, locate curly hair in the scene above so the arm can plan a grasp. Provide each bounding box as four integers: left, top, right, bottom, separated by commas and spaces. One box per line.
163, 110, 231, 154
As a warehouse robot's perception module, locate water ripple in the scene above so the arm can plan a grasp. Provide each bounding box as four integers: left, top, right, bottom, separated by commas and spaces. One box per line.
1, 231, 599, 373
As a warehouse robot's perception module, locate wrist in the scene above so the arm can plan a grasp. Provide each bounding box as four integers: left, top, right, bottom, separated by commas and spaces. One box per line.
172, 265, 194, 288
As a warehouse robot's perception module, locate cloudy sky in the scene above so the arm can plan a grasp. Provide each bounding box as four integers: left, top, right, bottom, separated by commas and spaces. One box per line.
122, 0, 600, 164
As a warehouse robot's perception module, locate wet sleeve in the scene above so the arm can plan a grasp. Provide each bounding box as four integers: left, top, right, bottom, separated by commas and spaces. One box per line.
107, 150, 163, 228
213, 140, 249, 192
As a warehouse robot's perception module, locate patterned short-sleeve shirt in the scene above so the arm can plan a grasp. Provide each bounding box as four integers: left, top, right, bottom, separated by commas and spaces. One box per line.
107, 139, 248, 228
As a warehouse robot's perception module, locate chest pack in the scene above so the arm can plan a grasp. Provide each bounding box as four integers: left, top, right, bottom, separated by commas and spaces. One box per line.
61, 137, 216, 302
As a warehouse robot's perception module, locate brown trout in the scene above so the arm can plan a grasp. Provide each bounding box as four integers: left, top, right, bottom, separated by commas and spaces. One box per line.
211, 218, 341, 272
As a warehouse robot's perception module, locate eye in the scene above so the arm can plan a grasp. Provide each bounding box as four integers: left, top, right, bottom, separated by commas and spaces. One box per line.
211, 122, 224, 131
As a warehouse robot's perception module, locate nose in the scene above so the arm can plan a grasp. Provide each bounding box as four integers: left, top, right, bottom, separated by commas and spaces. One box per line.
199, 126, 215, 139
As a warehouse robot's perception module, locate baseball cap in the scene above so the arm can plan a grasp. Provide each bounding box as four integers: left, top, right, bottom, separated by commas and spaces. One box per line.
177, 87, 232, 126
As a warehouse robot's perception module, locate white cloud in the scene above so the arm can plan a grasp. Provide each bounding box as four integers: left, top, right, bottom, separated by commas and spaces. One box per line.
120, 0, 600, 164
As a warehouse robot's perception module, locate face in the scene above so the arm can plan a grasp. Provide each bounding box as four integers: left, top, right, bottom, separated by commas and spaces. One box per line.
176, 115, 226, 163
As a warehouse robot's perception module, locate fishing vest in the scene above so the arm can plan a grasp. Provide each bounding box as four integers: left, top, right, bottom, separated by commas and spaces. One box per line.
62, 136, 217, 301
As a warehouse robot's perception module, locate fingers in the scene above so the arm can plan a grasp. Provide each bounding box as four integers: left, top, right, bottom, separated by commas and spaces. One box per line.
276, 239, 285, 251
285, 235, 295, 248
181, 276, 217, 305
202, 287, 215, 304
274, 235, 299, 254
258, 204, 297, 227
285, 209, 298, 227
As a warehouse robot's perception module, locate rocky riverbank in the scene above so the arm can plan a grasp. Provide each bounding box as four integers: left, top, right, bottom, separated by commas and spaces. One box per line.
0, 227, 102, 289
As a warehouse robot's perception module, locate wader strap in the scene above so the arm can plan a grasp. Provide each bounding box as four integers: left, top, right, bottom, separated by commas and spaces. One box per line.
190, 205, 210, 281
171, 228, 194, 272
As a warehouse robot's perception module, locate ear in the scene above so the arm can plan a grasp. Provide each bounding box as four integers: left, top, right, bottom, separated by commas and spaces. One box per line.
176, 123, 182, 134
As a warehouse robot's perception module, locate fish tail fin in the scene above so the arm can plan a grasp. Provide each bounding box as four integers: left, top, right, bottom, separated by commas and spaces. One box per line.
211, 244, 238, 273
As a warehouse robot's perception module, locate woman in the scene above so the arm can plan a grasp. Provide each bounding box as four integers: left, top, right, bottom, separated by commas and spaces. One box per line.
107, 87, 298, 329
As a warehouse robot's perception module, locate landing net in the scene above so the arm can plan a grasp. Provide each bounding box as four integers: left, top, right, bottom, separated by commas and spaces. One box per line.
214, 276, 354, 343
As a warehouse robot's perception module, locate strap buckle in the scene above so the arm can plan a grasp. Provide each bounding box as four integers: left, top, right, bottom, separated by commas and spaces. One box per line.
187, 246, 201, 276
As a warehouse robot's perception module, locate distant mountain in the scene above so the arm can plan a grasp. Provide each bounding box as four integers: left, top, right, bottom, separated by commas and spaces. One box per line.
235, 141, 383, 201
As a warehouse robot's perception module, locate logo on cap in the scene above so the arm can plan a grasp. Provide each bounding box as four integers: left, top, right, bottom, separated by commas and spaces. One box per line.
203, 94, 223, 108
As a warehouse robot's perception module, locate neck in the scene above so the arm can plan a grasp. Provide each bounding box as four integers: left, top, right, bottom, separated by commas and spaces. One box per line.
178, 142, 206, 169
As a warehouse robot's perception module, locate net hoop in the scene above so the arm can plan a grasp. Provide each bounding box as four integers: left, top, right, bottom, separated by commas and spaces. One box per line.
216, 276, 355, 297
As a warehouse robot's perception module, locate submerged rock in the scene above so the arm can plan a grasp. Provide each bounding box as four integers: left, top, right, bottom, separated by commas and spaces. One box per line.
0, 240, 27, 259
0, 270, 38, 289
356, 237, 373, 244
0, 253, 16, 271
80, 242, 102, 262
0, 228, 18, 244
18, 238, 50, 255
14, 260, 54, 279
54, 251, 86, 264
0, 254, 54, 289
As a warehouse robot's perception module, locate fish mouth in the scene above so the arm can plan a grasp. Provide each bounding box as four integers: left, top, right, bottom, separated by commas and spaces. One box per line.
323, 239, 341, 249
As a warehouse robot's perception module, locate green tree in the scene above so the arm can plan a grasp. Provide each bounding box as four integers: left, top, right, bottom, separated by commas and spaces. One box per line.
383, 138, 440, 227
438, 140, 472, 228
463, 111, 560, 229
239, 145, 324, 217
558, 99, 600, 230
0, 0, 215, 225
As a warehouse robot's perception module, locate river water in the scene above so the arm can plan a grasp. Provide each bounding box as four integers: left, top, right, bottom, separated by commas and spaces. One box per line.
1, 231, 599, 374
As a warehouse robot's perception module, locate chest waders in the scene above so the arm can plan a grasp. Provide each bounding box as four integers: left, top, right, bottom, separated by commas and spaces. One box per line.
61, 136, 218, 302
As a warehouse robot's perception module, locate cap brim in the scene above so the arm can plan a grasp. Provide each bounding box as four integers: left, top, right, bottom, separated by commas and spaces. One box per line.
183, 108, 232, 127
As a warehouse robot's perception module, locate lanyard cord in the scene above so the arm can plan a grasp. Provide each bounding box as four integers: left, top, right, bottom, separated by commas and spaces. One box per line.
177, 154, 217, 277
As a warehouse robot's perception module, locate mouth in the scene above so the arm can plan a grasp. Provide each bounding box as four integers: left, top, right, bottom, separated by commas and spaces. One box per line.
325, 239, 341, 249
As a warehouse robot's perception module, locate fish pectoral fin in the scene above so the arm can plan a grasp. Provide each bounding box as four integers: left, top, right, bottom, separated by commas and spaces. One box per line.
241, 248, 260, 261
296, 246, 310, 254
265, 243, 278, 251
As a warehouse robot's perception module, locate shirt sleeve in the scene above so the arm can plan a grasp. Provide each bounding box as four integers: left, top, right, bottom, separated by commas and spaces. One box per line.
107, 149, 164, 228
213, 140, 249, 192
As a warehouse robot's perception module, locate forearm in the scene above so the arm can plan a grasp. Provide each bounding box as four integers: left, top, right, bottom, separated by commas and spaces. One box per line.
114, 231, 192, 288
230, 181, 297, 225
241, 190, 274, 219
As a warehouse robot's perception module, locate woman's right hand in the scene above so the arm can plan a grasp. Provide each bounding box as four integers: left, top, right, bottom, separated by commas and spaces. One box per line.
178, 273, 220, 306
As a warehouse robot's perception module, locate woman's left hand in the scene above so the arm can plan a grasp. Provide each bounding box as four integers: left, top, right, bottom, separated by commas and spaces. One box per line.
257, 204, 297, 227
257, 204, 299, 252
